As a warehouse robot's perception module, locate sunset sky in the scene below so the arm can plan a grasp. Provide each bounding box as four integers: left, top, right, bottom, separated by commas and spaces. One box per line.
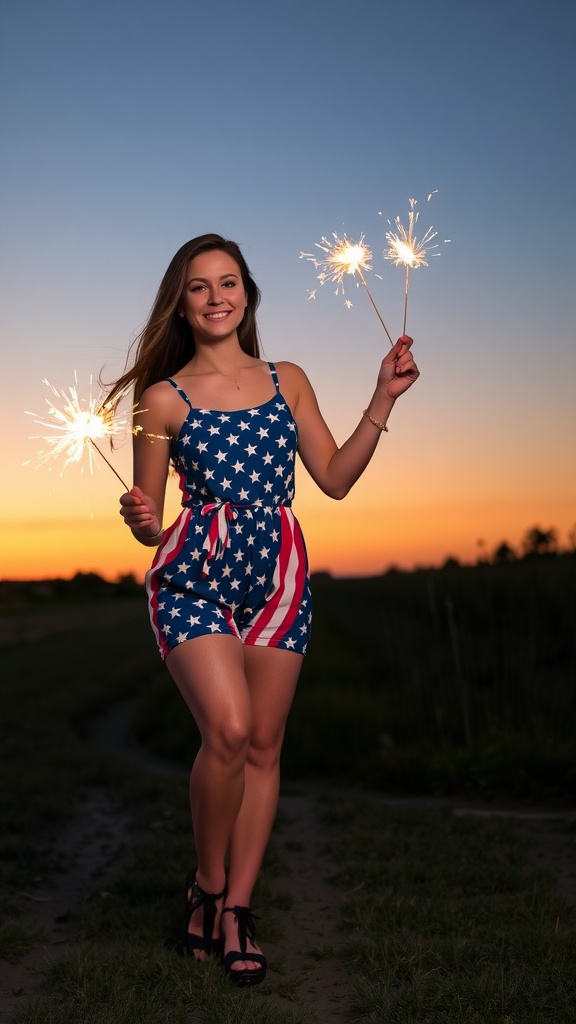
1, 0, 575, 582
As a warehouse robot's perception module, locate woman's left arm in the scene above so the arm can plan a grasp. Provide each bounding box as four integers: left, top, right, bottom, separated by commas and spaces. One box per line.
286, 335, 419, 500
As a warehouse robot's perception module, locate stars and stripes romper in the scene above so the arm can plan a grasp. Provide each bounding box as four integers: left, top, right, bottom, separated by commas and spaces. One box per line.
146, 362, 312, 660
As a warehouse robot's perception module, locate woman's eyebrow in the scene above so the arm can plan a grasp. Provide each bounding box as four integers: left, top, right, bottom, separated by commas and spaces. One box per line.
186, 273, 240, 284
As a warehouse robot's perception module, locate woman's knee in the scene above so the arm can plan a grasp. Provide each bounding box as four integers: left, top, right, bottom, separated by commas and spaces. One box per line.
204, 718, 251, 763
246, 726, 285, 770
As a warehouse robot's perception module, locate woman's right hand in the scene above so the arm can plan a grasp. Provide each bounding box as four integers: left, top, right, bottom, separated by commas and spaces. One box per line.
119, 485, 161, 538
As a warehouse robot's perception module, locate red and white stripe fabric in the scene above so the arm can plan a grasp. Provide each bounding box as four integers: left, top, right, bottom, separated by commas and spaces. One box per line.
243, 507, 307, 647
146, 509, 192, 659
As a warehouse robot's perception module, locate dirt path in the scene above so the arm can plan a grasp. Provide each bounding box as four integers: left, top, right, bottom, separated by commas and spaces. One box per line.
0, 788, 355, 1023
266, 790, 354, 1019
0, 791, 132, 1020
1, 699, 356, 1022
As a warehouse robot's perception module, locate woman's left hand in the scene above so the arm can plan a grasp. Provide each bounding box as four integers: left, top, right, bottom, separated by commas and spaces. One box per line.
377, 335, 420, 400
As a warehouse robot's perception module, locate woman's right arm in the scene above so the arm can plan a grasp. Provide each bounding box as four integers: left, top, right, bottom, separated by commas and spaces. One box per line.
119, 384, 174, 546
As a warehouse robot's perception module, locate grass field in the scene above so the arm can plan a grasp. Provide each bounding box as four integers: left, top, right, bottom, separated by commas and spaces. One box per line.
319, 795, 576, 1022
1, 556, 575, 1021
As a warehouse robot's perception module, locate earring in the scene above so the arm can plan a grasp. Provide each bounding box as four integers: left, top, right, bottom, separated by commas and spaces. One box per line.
178, 312, 185, 318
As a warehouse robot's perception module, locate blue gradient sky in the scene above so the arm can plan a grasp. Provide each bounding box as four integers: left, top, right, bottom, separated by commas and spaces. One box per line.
1, 0, 575, 580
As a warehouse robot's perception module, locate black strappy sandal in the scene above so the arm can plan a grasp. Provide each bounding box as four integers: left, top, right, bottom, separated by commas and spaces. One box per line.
183, 873, 227, 959
221, 905, 267, 985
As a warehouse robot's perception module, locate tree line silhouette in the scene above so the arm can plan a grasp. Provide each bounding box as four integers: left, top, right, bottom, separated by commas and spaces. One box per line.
486, 524, 574, 564
0, 523, 574, 606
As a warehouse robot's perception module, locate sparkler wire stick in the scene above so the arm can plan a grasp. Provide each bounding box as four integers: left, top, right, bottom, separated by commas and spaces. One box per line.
88, 438, 129, 490
402, 266, 410, 337
384, 197, 439, 334
356, 269, 394, 345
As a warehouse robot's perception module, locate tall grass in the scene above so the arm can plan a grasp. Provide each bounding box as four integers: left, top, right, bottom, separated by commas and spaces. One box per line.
283, 555, 576, 795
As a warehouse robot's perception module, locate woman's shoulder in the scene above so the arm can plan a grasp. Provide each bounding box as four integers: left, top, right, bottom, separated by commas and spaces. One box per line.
137, 378, 180, 411
273, 361, 315, 412
274, 360, 314, 391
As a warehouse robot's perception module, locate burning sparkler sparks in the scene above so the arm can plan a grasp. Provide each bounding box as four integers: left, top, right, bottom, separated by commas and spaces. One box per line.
300, 233, 393, 344
25, 377, 133, 489
383, 197, 440, 334
25, 376, 171, 492
302, 232, 373, 289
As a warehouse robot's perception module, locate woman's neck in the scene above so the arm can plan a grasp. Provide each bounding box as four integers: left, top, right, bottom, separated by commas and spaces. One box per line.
179, 342, 261, 391
186, 339, 259, 378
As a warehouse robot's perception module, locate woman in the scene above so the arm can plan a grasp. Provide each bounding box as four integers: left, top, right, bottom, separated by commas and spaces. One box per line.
109, 233, 419, 985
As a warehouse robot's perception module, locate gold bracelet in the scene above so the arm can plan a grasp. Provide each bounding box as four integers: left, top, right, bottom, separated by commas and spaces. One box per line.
133, 525, 164, 546
363, 408, 389, 432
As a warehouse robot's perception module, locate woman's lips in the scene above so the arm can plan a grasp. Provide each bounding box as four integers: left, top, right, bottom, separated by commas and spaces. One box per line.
204, 310, 231, 320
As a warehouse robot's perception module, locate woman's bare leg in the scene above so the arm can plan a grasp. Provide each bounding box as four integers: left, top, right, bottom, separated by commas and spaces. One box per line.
166, 634, 251, 952
223, 646, 303, 971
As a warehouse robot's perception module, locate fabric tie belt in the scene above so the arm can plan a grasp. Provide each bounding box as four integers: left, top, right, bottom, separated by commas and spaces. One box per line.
186, 498, 292, 579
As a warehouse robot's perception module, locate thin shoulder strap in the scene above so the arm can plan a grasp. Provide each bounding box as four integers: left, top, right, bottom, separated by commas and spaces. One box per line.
166, 377, 192, 409
268, 362, 280, 393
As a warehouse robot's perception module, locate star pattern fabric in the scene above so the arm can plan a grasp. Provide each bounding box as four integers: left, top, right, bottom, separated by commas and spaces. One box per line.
146, 364, 312, 659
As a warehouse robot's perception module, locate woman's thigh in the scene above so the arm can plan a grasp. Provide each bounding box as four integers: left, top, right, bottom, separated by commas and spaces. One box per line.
242, 646, 303, 752
166, 634, 251, 746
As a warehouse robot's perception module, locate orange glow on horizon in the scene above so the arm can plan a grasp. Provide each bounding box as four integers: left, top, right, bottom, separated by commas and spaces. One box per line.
3, 493, 574, 584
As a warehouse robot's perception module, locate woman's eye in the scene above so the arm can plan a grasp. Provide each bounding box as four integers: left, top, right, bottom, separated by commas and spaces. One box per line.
223, 280, 236, 288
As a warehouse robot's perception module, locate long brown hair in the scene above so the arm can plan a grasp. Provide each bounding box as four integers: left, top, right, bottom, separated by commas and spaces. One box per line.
105, 234, 261, 407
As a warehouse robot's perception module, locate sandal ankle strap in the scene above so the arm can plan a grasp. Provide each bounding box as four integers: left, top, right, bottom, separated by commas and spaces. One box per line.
222, 905, 260, 952
185, 874, 227, 939
193, 878, 227, 902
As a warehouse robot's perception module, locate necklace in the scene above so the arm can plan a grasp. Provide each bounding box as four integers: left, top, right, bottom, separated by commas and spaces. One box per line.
181, 364, 245, 390
219, 368, 243, 390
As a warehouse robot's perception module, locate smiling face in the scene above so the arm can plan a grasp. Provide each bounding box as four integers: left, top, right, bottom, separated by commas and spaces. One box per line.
180, 249, 248, 344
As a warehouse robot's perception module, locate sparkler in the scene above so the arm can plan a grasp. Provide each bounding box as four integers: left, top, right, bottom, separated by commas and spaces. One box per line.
300, 232, 394, 345
25, 376, 134, 490
384, 197, 439, 334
